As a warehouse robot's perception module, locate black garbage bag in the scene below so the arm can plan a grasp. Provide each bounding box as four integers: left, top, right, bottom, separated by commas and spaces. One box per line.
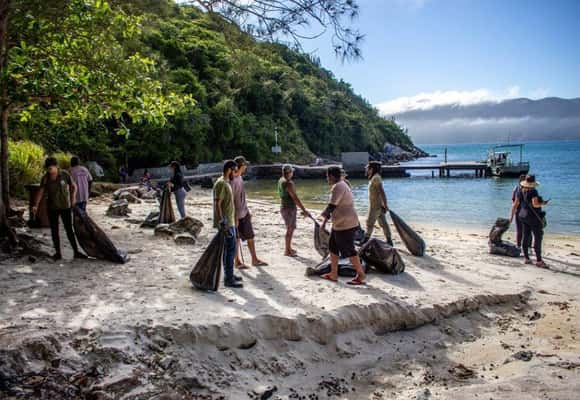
359, 238, 405, 274
489, 218, 520, 257
305, 257, 367, 278
313, 221, 330, 259
73, 206, 129, 263
190, 230, 225, 291
159, 188, 176, 225
389, 210, 426, 257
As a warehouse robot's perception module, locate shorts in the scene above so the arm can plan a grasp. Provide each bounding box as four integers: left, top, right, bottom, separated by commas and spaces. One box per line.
237, 213, 255, 241
280, 207, 297, 229
329, 226, 358, 258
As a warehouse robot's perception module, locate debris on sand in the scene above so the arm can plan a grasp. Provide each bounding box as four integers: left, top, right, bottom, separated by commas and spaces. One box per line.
512, 350, 535, 362
448, 363, 475, 380
106, 199, 130, 217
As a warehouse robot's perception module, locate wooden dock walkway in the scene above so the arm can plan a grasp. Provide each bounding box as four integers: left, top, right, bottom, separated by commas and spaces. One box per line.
382, 161, 489, 178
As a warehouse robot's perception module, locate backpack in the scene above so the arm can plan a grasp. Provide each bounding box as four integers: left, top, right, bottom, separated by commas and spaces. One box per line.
359, 238, 405, 274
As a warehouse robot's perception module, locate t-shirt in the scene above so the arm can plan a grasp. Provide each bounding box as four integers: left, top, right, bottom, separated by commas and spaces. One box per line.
518, 188, 542, 225
278, 177, 296, 209
231, 175, 249, 220
41, 170, 73, 210
70, 165, 93, 204
328, 180, 359, 231
170, 171, 184, 192
213, 176, 235, 228
368, 174, 384, 211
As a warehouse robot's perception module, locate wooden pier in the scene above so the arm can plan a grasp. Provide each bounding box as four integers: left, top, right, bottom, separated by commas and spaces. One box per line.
382, 161, 489, 178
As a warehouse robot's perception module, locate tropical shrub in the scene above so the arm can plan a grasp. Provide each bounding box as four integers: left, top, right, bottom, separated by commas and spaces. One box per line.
8, 140, 46, 197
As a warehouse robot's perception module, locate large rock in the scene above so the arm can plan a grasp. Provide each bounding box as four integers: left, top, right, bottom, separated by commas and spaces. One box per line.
106, 200, 130, 217
153, 217, 204, 244
141, 211, 160, 228
118, 191, 142, 204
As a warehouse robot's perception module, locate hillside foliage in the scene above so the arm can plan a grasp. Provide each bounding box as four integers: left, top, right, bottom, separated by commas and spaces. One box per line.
11, 0, 413, 177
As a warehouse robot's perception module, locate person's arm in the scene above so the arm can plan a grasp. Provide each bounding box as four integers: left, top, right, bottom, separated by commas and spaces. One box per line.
32, 181, 45, 215
215, 198, 224, 222
531, 196, 547, 208
379, 184, 389, 212
70, 180, 77, 207
510, 197, 519, 223
320, 204, 337, 229
287, 182, 310, 217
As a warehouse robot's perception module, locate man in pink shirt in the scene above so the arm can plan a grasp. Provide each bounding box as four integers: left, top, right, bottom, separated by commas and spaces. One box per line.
69, 156, 93, 211
231, 156, 268, 268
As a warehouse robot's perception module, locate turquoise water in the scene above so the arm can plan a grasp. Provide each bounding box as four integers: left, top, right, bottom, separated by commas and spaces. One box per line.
245, 140, 580, 235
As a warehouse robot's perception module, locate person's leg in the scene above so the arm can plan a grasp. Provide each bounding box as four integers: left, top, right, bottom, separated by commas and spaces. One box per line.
521, 221, 532, 262
377, 212, 393, 245
348, 255, 366, 281
175, 189, 186, 219
223, 227, 238, 284
365, 210, 378, 240
285, 226, 295, 255
532, 225, 543, 263
48, 209, 62, 258
515, 215, 523, 248
329, 252, 340, 279
60, 209, 82, 257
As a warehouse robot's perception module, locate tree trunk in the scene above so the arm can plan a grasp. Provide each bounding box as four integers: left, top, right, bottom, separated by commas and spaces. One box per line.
0, 0, 17, 249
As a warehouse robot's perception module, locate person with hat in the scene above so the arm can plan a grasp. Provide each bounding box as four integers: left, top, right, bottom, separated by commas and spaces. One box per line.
510, 175, 549, 268
363, 161, 393, 246
167, 161, 187, 219
213, 160, 243, 288
278, 164, 311, 257
231, 156, 268, 268
511, 174, 527, 249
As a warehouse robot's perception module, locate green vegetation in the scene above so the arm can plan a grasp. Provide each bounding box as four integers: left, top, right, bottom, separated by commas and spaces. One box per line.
7, 140, 45, 197
8, 0, 413, 183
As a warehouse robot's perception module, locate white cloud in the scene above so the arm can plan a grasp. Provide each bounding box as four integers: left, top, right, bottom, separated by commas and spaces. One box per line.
376, 86, 523, 116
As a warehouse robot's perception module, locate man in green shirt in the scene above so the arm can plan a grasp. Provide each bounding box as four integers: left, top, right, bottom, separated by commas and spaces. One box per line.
364, 161, 393, 246
33, 157, 87, 261
213, 160, 243, 288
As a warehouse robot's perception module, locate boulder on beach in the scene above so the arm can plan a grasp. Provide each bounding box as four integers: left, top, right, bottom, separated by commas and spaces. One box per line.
106, 200, 131, 217
118, 191, 142, 204
154, 216, 204, 245
141, 211, 160, 228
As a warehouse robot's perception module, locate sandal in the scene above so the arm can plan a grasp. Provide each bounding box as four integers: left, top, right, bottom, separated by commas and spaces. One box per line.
235, 264, 250, 270
252, 260, 269, 267
535, 261, 548, 269
320, 273, 338, 282
347, 276, 366, 286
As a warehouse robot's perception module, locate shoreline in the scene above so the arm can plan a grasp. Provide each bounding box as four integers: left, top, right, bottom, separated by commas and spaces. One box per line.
1, 188, 579, 399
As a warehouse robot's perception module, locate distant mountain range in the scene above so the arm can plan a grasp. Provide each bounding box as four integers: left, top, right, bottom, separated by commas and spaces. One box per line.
387, 97, 580, 144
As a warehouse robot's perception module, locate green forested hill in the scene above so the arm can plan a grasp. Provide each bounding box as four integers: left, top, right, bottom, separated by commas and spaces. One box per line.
13, 1, 413, 175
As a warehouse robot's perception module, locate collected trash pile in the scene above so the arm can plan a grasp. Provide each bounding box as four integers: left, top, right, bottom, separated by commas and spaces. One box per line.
489, 218, 520, 257
306, 210, 422, 277
106, 185, 159, 218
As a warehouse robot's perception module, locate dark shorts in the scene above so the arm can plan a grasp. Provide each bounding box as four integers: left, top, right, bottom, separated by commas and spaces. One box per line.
329, 226, 359, 258
280, 207, 297, 229
237, 213, 255, 241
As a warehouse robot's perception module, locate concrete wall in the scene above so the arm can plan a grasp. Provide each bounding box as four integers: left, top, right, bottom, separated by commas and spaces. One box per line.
131, 162, 223, 182
341, 152, 369, 172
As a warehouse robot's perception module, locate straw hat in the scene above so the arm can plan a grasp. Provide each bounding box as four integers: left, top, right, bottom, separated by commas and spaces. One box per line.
520, 175, 539, 188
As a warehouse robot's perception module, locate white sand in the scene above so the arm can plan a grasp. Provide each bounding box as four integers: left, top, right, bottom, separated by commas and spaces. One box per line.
1, 187, 579, 399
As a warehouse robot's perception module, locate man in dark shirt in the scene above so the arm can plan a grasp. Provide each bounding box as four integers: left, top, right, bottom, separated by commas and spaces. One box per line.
33, 157, 86, 261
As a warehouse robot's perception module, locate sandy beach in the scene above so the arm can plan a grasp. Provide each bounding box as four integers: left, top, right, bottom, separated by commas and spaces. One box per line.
1, 187, 579, 399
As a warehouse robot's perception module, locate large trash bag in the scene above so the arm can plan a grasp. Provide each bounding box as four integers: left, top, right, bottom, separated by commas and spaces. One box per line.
389, 210, 426, 257
313, 221, 330, 258
359, 238, 405, 274
158, 188, 176, 224
305, 257, 367, 278
489, 218, 520, 257
190, 230, 225, 291
73, 206, 129, 263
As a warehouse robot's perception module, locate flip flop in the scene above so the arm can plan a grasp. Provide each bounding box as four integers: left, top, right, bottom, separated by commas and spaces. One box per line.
347, 277, 366, 286
320, 273, 338, 282
253, 260, 269, 267
235, 264, 250, 270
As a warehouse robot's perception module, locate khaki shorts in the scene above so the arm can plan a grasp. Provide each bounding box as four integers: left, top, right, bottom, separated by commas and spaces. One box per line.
280, 207, 297, 229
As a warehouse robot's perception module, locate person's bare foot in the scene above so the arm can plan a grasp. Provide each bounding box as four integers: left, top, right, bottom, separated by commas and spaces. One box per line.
252, 259, 268, 267
284, 250, 298, 257
235, 263, 250, 270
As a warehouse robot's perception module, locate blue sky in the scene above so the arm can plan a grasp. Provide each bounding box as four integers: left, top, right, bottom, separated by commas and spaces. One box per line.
297, 0, 580, 111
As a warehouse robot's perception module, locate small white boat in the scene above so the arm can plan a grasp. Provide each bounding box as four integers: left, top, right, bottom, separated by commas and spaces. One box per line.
486, 144, 530, 177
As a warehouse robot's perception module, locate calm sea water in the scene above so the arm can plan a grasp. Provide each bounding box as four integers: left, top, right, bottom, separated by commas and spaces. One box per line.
245, 141, 580, 235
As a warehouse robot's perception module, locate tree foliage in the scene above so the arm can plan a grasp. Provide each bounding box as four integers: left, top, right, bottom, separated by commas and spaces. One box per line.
8, 0, 413, 179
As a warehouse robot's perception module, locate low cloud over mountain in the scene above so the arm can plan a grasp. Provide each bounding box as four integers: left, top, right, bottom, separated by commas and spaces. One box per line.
378, 94, 580, 144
